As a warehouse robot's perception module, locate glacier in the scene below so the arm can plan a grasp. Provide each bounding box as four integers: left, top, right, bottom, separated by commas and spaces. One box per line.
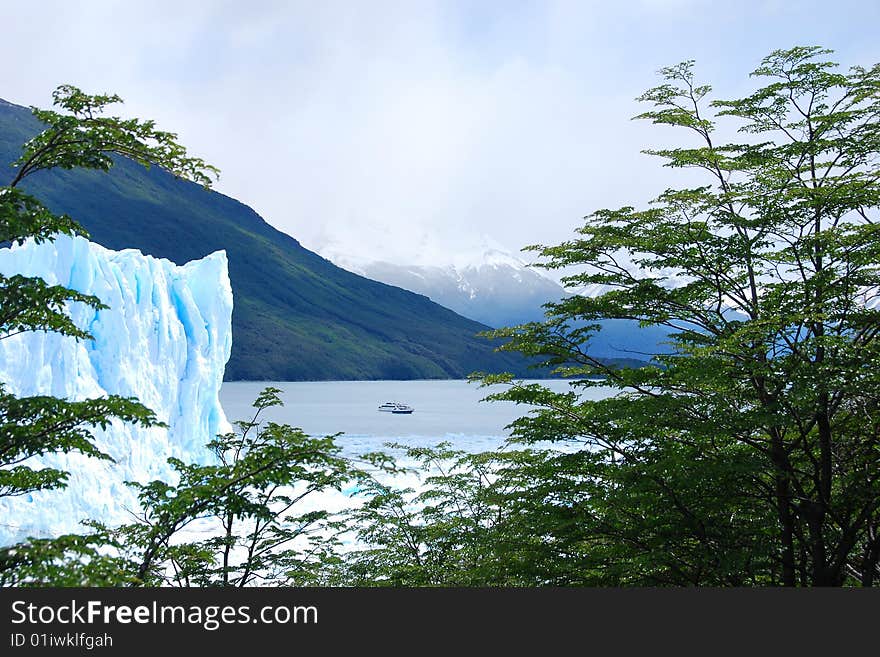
0, 235, 232, 544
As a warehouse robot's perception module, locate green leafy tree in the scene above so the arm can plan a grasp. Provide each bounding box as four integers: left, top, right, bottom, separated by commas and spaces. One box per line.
484, 46, 880, 586
112, 388, 354, 587
0, 529, 132, 587
340, 443, 563, 586
0, 85, 217, 578
338, 436, 770, 586
1, 389, 357, 587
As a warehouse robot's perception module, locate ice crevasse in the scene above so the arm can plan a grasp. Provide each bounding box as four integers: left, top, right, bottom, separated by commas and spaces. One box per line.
0, 235, 233, 544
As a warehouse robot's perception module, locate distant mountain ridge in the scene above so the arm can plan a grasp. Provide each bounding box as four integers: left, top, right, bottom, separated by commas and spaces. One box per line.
0, 98, 538, 381
324, 241, 565, 329
324, 243, 672, 363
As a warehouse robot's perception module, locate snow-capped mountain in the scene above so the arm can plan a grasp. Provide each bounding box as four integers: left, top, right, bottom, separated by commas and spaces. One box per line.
322, 239, 566, 329
0, 236, 232, 542
321, 238, 673, 362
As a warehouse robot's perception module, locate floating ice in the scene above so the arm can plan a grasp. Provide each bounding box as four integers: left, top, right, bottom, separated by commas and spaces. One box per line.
0, 235, 232, 543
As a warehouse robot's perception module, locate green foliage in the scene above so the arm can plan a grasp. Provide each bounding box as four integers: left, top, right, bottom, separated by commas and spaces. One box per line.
0, 178, 103, 345
10, 85, 218, 188
475, 46, 880, 586
0, 272, 104, 342
3, 389, 357, 587
0, 528, 132, 588
106, 387, 354, 587
335, 429, 774, 586
339, 443, 544, 586
0, 186, 85, 245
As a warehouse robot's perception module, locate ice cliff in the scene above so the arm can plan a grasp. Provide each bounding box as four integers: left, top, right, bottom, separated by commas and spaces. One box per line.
0, 235, 232, 543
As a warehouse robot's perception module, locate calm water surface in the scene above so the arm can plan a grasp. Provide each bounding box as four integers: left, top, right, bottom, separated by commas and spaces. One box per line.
220, 379, 612, 456
211, 380, 615, 544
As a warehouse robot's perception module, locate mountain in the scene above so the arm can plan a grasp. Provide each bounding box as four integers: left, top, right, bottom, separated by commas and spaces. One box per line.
0, 99, 536, 381
324, 242, 672, 364
323, 241, 565, 328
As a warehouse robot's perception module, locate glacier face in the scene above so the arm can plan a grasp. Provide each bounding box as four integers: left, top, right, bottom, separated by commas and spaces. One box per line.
0, 235, 232, 543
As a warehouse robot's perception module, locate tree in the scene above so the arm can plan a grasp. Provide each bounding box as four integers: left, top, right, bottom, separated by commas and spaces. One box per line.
0, 85, 217, 577
1, 389, 357, 587
340, 443, 503, 586
483, 46, 880, 586
112, 388, 354, 587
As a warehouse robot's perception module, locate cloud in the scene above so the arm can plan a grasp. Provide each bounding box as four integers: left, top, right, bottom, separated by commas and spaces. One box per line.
3, 0, 879, 265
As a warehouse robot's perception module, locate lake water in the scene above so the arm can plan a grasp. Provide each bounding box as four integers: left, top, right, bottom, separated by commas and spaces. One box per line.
219, 379, 612, 457
213, 380, 614, 548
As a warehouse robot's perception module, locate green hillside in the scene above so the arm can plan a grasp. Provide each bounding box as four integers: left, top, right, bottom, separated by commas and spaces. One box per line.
0, 98, 535, 381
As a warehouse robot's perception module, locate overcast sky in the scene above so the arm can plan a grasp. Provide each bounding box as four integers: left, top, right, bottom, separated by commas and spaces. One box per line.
4, 1, 879, 265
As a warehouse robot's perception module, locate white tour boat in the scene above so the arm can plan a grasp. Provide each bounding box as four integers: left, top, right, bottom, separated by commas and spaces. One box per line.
377, 401, 414, 414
